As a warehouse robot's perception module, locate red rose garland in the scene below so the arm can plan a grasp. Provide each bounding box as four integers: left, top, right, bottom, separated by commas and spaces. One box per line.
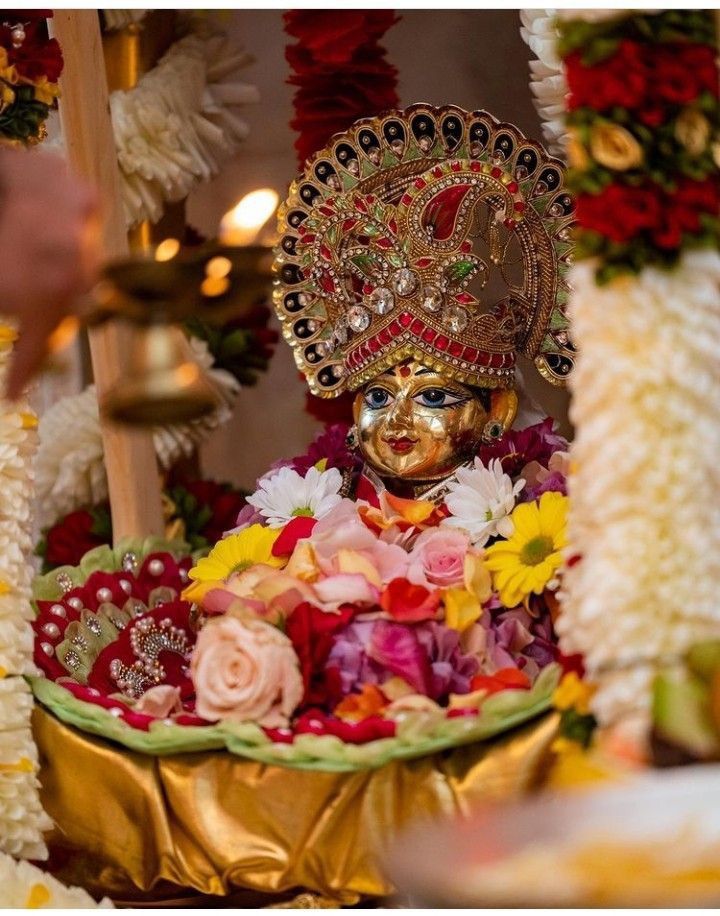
558, 11, 720, 281
284, 10, 400, 168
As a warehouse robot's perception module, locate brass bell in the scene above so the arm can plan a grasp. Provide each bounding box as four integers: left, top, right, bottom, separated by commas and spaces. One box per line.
101, 322, 219, 425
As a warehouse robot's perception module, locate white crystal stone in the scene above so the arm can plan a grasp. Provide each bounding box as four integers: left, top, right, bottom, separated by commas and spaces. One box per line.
369, 286, 395, 315
392, 268, 419, 297
421, 284, 444, 314
445, 305, 470, 333
347, 306, 371, 332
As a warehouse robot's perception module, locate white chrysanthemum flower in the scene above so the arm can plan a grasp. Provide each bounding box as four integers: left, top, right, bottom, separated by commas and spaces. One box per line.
561, 251, 720, 726
0, 850, 111, 906
36, 344, 240, 528
443, 458, 525, 546
519, 11, 568, 157
112, 23, 259, 227
246, 466, 344, 528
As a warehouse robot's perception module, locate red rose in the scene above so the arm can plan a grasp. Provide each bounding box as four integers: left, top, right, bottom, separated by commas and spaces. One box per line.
577, 184, 661, 242
380, 578, 441, 623
285, 602, 355, 706
670, 44, 719, 99
1, 21, 64, 82
654, 48, 703, 106
565, 41, 648, 112
43, 508, 109, 569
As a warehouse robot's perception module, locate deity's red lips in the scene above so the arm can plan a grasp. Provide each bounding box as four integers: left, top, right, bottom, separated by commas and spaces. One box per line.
383, 436, 417, 453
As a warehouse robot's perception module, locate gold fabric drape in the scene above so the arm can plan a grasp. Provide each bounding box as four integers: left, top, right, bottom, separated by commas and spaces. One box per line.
34, 707, 557, 905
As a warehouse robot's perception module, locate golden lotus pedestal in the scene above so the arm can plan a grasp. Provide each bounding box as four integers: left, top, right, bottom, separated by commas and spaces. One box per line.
33, 706, 558, 906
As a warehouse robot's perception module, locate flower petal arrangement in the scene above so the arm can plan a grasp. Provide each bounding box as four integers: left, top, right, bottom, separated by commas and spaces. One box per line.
30, 420, 567, 770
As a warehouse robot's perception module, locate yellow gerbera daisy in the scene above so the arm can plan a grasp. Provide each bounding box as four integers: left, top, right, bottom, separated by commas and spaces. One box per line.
183, 525, 284, 602
484, 491, 567, 608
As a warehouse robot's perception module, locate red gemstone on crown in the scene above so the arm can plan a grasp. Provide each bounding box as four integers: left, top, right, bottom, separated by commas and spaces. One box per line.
399, 313, 413, 328
432, 166, 443, 178
410, 318, 424, 335
435, 336, 449, 351
422, 328, 437, 343
463, 346, 479, 362
507, 181, 519, 193
342, 218, 358, 232
401, 193, 413, 206
451, 161, 462, 172
449, 341, 464, 357
491, 167, 502, 178
368, 337, 380, 353
470, 160, 482, 172
414, 178, 427, 190
389, 320, 401, 335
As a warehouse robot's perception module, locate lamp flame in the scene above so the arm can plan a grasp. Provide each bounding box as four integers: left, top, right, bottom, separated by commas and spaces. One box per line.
219, 188, 279, 246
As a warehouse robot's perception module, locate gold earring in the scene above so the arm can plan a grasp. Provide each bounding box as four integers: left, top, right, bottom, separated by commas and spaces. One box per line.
345, 424, 359, 450
481, 419, 505, 444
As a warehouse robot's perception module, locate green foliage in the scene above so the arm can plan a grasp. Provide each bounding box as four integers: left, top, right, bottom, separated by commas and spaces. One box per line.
557, 9, 717, 62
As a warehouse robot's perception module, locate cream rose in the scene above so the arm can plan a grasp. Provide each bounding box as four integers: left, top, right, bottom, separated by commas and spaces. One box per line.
191, 615, 303, 728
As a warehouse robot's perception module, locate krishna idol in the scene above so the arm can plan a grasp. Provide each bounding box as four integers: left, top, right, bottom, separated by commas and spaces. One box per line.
274, 104, 574, 501
31, 105, 575, 787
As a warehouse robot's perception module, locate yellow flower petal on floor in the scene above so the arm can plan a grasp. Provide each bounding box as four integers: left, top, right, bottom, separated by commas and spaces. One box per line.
484, 491, 568, 608
186, 525, 284, 600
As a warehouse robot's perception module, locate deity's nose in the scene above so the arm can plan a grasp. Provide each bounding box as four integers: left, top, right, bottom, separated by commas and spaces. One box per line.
385, 394, 414, 432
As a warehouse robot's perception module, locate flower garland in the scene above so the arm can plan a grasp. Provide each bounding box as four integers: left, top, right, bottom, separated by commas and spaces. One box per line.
30, 419, 567, 767
519, 10, 568, 158
34, 337, 243, 530
0, 11, 62, 146
556, 9, 720, 731
0, 851, 110, 906
111, 17, 259, 227
0, 323, 52, 859
36, 476, 247, 572
283, 10, 400, 169
558, 9, 719, 282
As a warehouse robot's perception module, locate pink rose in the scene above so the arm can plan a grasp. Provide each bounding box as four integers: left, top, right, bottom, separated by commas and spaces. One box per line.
311, 572, 380, 612
133, 684, 183, 718
191, 615, 303, 728
309, 500, 409, 584
406, 528, 470, 590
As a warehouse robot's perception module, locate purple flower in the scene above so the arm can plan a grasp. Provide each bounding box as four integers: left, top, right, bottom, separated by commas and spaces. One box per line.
326, 618, 479, 701
291, 423, 362, 476
477, 418, 568, 479
525, 470, 568, 501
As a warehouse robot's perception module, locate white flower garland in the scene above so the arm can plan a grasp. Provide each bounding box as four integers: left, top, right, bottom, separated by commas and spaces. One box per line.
111, 21, 259, 227
35, 338, 240, 529
0, 849, 111, 906
519, 10, 568, 158
558, 251, 720, 725
102, 9, 147, 32
0, 325, 53, 860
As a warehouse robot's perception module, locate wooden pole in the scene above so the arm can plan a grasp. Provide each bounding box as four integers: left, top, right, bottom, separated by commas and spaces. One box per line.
50, 10, 164, 540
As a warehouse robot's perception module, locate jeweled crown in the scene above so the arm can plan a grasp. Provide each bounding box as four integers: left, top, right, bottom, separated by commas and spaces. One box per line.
274, 104, 574, 397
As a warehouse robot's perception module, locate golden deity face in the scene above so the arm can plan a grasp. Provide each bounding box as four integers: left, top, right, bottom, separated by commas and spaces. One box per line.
353, 361, 492, 483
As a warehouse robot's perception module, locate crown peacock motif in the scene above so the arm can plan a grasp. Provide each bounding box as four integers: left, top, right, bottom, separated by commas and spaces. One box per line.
274, 104, 575, 397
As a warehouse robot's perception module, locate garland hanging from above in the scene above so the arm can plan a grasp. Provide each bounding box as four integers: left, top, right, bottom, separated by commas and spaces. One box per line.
111, 16, 259, 227
557, 9, 720, 282
0, 11, 63, 146
284, 10, 400, 169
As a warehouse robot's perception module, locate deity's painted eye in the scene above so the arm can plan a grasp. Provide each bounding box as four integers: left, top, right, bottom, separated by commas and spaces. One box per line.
364, 386, 393, 409
414, 388, 466, 408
